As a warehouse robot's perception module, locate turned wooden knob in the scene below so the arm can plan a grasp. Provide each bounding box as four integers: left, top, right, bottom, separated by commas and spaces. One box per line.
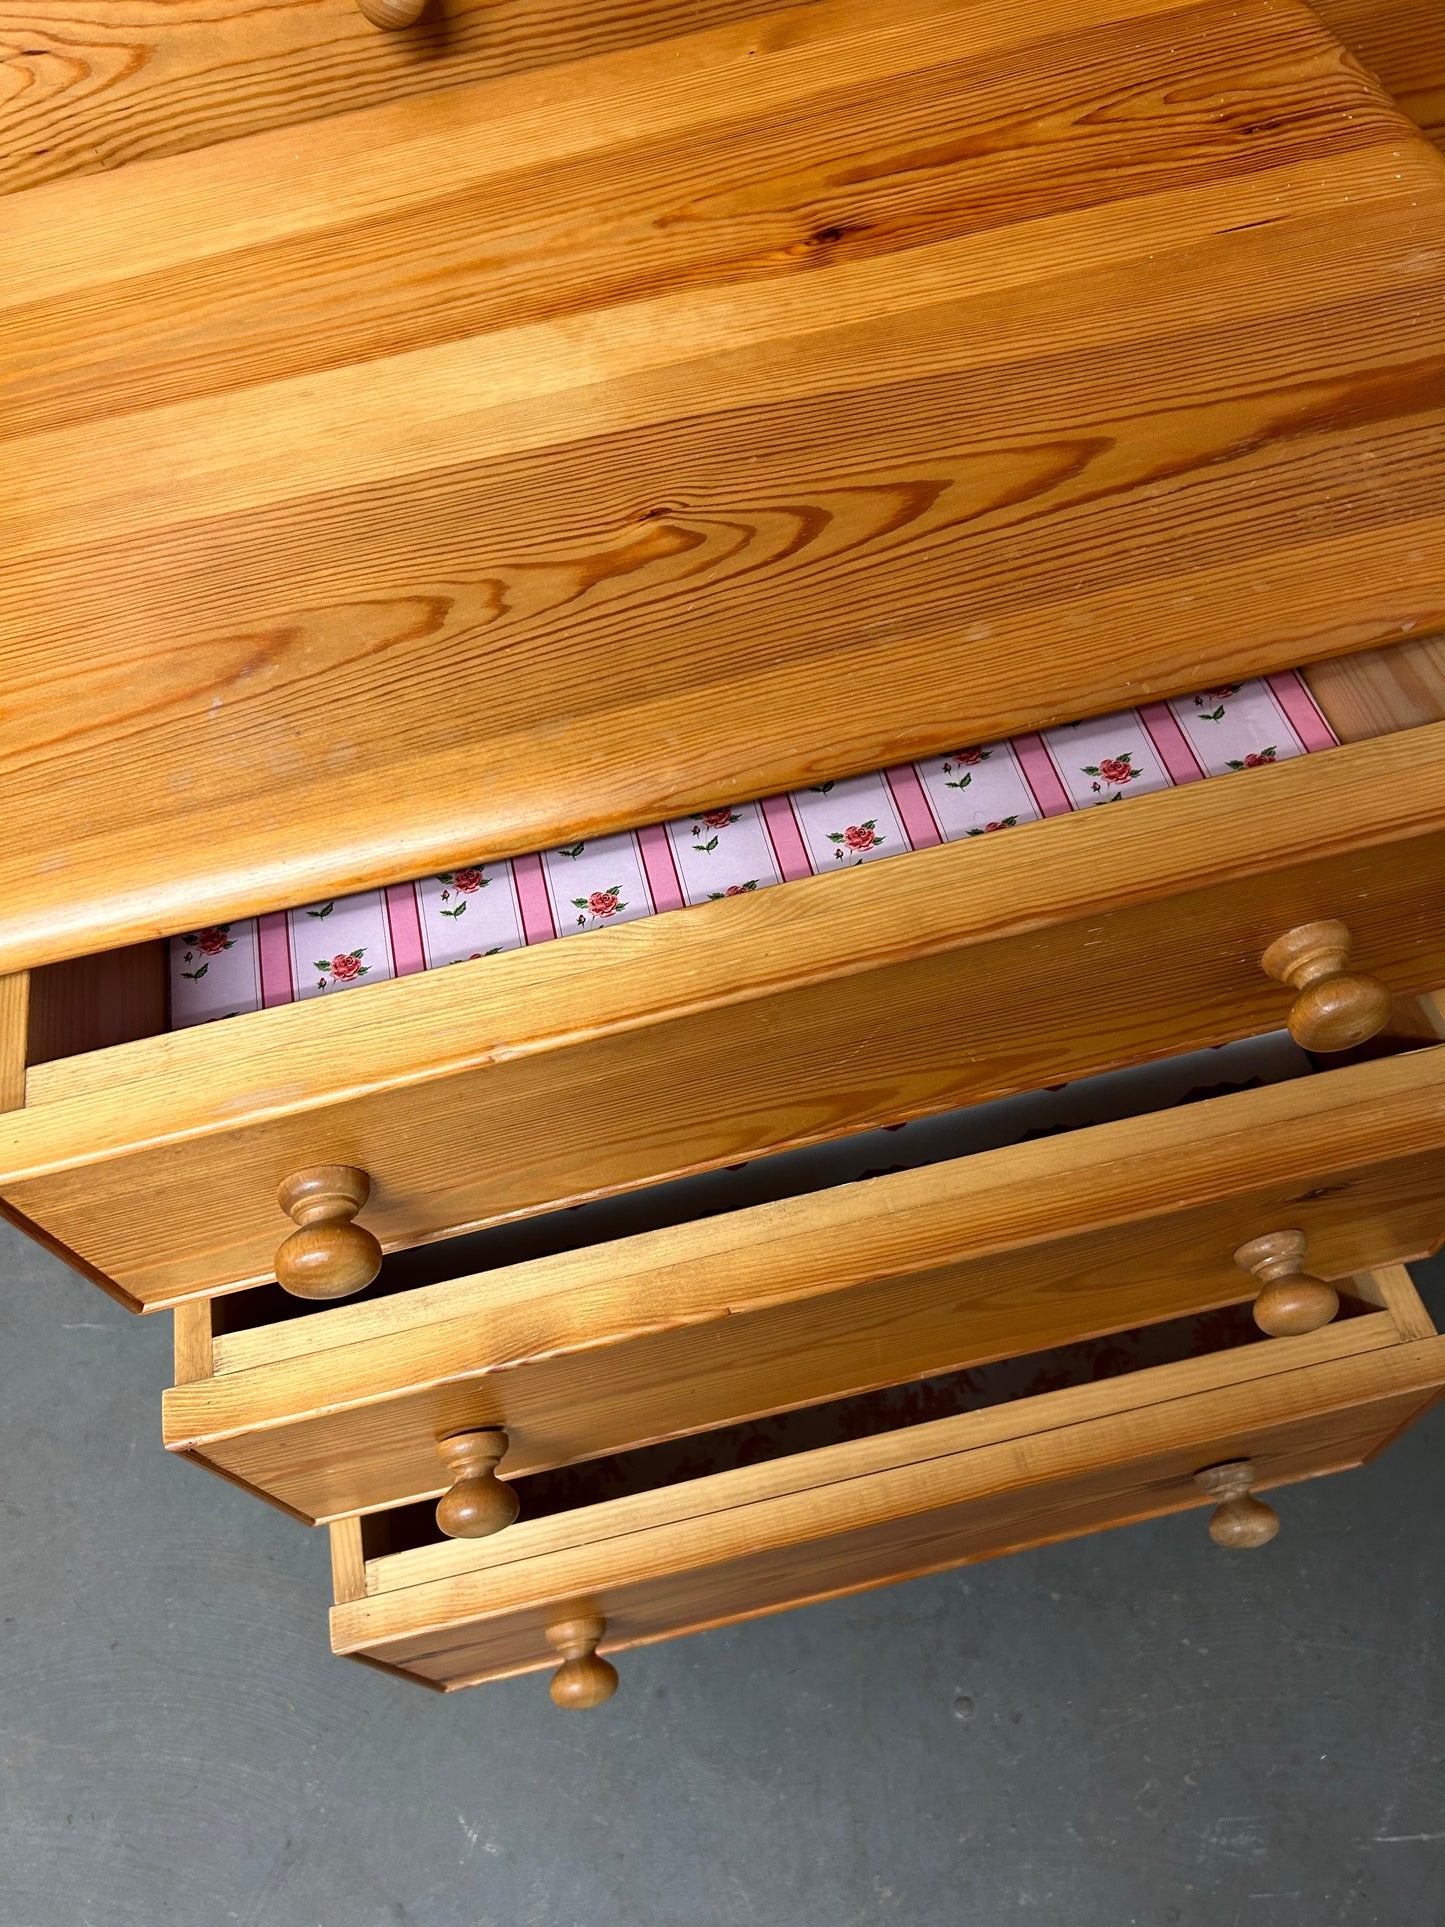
546, 1614, 618, 1709
1194, 1460, 1280, 1548
356, 0, 428, 26
1260, 919, 1392, 1052
274, 1165, 382, 1300
1234, 1228, 1339, 1337
434, 1430, 519, 1539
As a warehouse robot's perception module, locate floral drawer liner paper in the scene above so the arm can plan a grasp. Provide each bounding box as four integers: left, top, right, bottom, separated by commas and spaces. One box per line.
171, 672, 1335, 1027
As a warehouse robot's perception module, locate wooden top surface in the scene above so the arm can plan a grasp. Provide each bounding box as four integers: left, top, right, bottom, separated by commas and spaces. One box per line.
5, 1, 1441, 200
4, 0, 1445, 969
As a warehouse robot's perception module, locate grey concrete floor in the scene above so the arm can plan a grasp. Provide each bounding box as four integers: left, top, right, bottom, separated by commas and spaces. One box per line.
3, 1218, 1442, 1927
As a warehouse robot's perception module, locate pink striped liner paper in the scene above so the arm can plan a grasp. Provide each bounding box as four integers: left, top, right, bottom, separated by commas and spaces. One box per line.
171, 672, 1336, 1027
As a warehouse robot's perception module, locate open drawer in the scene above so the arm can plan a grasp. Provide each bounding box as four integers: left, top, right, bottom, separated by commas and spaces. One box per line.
165, 1047, 1445, 1524
9, 723, 1445, 1311
327, 1283, 1445, 1695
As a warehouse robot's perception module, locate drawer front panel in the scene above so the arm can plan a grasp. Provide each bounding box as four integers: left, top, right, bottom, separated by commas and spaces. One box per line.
12, 734, 1445, 1308
169, 1065, 1445, 1521
333, 1334, 1445, 1686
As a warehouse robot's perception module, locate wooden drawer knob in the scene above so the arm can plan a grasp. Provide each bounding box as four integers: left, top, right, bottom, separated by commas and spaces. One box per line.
1194, 1460, 1279, 1548
1234, 1228, 1338, 1337
1260, 919, 1392, 1052
546, 1615, 619, 1709
435, 1430, 519, 1539
274, 1165, 383, 1300
356, 0, 427, 26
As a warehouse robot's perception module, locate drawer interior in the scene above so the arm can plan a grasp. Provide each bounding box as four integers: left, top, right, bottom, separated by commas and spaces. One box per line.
355, 1298, 1339, 1559
8, 661, 1445, 1314
14, 643, 1436, 1078
164, 1044, 1445, 1528
331, 1309, 1445, 1691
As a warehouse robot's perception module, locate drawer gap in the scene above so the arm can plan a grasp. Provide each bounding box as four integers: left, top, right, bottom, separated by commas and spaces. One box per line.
211, 1031, 1315, 1346
357, 1294, 1384, 1564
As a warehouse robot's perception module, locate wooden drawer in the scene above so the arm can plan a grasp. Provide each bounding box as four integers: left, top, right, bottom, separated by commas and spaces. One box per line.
165, 1048, 1445, 1523
328, 1302, 1445, 1694
8, 729, 1445, 1310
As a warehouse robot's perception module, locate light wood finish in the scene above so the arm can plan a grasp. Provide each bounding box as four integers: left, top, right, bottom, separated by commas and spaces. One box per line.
435, 1431, 520, 1540
22, 943, 169, 1069
354, 1314, 1410, 1597
329, 1322, 1445, 1688
164, 1051, 1445, 1524
1234, 1230, 1340, 1338
171, 1301, 215, 1384
1259, 921, 1393, 1053
5, 0, 1435, 203
15, 728, 1445, 1309
14, 724, 1445, 1310
330, 1515, 368, 1605
1315, 0, 1445, 151
545, 1615, 619, 1709
1353, 1263, 1438, 1343
1194, 1459, 1280, 1547
357, 0, 429, 26
274, 1166, 382, 1301
4, 0, 1445, 973
1304, 640, 1445, 744
0, 974, 28, 1114
0, 1, 793, 196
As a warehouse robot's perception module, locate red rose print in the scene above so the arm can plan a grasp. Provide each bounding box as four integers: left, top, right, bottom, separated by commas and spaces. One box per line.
195, 927, 231, 955
955, 747, 984, 766
1097, 757, 1135, 785
702, 808, 736, 831
827, 819, 885, 859
451, 868, 484, 893
330, 952, 362, 982
1242, 751, 1272, 767
587, 890, 620, 917
1227, 746, 1278, 771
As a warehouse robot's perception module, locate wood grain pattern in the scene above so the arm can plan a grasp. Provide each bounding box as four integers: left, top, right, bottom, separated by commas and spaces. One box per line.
4, 0, 1437, 204
22, 941, 168, 1068
1315, 0, 1445, 150
329, 1515, 368, 1605
0, 0, 798, 197
329, 1328, 1445, 1686
171, 1300, 214, 1383
357, 1313, 1401, 1593
0, 974, 28, 1114
1355, 1262, 1439, 1342
163, 1052, 1445, 1523
13, 729, 1445, 1309
3, 0, 1445, 972
1304, 638, 1445, 743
